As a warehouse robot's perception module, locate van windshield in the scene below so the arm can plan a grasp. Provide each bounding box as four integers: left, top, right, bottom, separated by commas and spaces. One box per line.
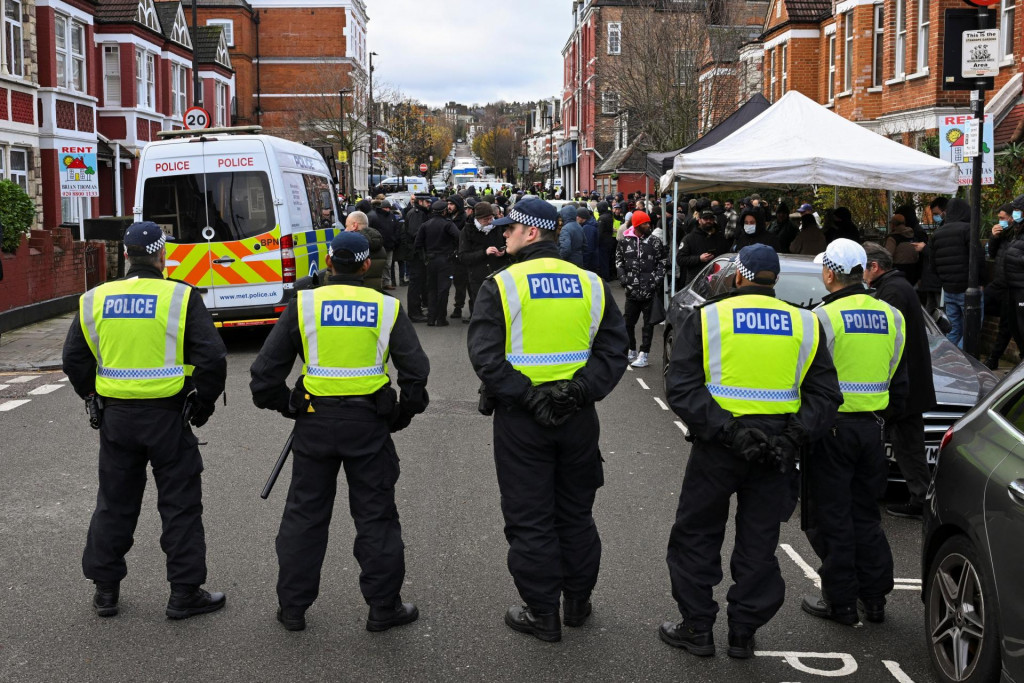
143, 171, 276, 242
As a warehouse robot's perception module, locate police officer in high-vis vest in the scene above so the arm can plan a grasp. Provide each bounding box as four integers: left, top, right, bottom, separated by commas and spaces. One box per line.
62, 221, 227, 620
467, 197, 628, 643
661, 244, 841, 659
249, 231, 429, 633
801, 239, 908, 626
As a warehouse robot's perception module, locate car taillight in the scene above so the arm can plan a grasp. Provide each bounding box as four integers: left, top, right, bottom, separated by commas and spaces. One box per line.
280, 234, 296, 284
938, 426, 954, 453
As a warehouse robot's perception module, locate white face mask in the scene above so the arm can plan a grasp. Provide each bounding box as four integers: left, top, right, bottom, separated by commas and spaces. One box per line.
743, 223, 756, 235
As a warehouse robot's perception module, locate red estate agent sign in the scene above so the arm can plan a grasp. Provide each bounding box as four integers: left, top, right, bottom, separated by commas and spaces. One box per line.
183, 107, 211, 130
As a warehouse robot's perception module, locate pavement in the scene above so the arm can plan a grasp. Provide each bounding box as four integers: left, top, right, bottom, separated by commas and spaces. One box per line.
0, 287, 976, 682
0, 312, 74, 371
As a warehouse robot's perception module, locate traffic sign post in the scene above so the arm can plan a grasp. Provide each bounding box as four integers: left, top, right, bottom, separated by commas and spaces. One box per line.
183, 107, 211, 130
419, 163, 428, 173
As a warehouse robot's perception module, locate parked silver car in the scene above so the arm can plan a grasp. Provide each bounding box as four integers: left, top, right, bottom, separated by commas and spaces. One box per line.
923, 361, 1024, 682
661, 254, 998, 477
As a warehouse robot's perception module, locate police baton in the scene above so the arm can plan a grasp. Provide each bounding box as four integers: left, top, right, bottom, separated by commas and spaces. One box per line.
260, 428, 295, 500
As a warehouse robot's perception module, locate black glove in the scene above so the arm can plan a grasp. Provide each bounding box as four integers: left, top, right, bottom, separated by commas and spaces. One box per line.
521, 386, 570, 428
547, 379, 590, 417
389, 403, 416, 433
722, 419, 769, 463
190, 401, 214, 428
765, 418, 808, 474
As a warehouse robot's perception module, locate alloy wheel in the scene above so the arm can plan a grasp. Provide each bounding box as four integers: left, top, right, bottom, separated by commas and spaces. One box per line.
928, 551, 986, 681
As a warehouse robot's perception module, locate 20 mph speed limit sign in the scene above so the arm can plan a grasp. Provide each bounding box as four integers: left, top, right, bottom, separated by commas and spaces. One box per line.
183, 107, 211, 130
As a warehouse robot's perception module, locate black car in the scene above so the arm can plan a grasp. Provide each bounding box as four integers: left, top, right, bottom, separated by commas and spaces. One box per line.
923, 361, 1024, 682
662, 254, 999, 476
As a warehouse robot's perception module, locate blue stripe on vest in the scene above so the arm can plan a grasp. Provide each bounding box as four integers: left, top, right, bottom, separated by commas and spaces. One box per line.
98, 366, 185, 379
706, 384, 800, 401
839, 381, 889, 393
508, 350, 590, 365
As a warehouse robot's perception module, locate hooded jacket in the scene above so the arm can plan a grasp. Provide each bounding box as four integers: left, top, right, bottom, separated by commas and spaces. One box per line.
446, 194, 467, 231
616, 226, 667, 301
871, 269, 936, 415
732, 209, 779, 252
558, 219, 587, 267
677, 222, 728, 285
928, 198, 983, 293
789, 215, 827, 256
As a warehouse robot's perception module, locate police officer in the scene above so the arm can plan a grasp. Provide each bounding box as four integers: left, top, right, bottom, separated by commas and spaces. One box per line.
467, 197, 628, 643
403, 193, 433, 322
62, 221, 227, 619
249, 231, 429, 633
801, 239, 907, 625
661, 244, 841, 658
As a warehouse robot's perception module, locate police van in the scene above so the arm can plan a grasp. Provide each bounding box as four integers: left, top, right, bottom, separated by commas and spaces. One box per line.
133, 126, 342, 327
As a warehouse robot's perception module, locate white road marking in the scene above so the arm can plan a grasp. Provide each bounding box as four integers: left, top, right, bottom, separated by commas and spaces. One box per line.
636, 378, 650, 390
6, 376, 35, 384
883, 660, 916, 683
28, 384, 64, 396
626, 365, 633, 372
653, 397, 669, 411
780, 543, 822, 588
0, 385, 8, 392
895, 578, 922, 583
755, 651, 858, 677
674, 421, 690, 437
58, 377, 69, 382
0, 400, 31, 411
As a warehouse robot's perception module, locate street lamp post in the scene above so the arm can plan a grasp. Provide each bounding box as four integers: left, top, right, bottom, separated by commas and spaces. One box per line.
339, 88, 352, 198
368, 51, 377, 194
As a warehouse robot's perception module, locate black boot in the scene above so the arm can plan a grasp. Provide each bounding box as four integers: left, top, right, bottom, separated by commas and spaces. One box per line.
366, 597, 419, 632
277, 606, 306, 631
801, 595, 860, 626
93, 582, 119, 618
985, 356, 1000, 371
505, 605, 561, 642
450, 308, 462, 319
562, 596, 592, 627
658, 621, 715, 656
727, 628, 756, 659
166, 585, 226, 619
858, 598, 886, 623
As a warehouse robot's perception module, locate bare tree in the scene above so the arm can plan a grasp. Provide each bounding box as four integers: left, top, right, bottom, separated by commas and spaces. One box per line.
603, 0, 753, 151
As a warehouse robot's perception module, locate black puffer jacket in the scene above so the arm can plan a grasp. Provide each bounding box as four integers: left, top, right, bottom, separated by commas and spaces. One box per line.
1003, 232, 1024, 290
928, 198, 982, 293
615, 230, 667, 301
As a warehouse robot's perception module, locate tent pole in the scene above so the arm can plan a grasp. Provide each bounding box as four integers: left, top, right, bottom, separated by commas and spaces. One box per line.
671, 180, 679, 297
833, 186, 838, 210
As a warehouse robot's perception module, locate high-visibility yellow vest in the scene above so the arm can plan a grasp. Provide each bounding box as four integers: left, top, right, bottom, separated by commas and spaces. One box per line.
494, 257, 605, 385
297, 285, 399, 396
815, 293, 905, 413
80, 277, 191, 399
700, 295, 819, 416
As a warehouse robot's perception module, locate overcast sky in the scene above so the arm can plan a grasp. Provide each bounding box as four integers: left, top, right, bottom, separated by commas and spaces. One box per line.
366, 0, 571, 107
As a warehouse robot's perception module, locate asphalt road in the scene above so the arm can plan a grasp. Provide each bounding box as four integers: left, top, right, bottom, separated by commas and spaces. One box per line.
0, 291, 937, 683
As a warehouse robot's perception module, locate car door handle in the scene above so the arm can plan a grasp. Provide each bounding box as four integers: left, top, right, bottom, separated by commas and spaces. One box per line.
212, 257, 235, 265
1009, 480, 1024, 506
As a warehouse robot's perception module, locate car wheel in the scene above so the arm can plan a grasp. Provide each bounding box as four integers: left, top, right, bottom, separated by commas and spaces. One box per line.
662, 327, 674, 398
925, 535, 1000, 683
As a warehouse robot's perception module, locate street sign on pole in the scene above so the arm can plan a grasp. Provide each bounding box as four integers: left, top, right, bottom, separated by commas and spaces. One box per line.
419, 163, 428, 173
962, 29, 1000, 77
183, 107, 210, 130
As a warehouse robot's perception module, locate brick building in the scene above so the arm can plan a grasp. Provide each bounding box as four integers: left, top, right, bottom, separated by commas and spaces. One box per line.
1, 0, 43, 226
185, 0, 370, 193
756, 0, 1021, 147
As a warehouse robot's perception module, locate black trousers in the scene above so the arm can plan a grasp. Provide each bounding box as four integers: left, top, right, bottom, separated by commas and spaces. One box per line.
666, 441, 797, 635
425, 256, 454, 324
83, 403, 207, 586
623, 297, 654, 353
805, 417, 894, 607
466, 274, 487, 316
406, 259, 427, 315
453, 263, 468, 310
493, 404, 604, 612
276, 412, 404, 610
989, 288, 1024, 362
888, 413, 931, 506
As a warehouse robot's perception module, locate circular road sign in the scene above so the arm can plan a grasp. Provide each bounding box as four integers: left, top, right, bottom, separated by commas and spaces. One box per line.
184, 107, 211, 130
419, 163, 428, 173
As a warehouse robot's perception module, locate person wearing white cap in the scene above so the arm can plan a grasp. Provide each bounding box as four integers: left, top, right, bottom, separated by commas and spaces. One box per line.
660, 244, 841, 658
800, 239, 909, 627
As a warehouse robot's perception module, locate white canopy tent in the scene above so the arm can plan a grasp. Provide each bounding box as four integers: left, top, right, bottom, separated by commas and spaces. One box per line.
659, 90, 959, 195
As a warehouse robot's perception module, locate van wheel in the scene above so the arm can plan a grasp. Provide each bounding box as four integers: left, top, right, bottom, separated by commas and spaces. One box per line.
925, 535, 1000, 683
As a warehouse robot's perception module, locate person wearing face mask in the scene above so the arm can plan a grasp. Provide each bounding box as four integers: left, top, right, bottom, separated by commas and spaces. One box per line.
616, 211, 668, 368
925, 198, 985, 348
732, 208, 778, 252
994, 196, 1024, 368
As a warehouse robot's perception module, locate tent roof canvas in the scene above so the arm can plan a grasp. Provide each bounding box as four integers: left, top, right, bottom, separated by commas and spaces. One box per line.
645, 93, 771, 180
660, 90, 959, 194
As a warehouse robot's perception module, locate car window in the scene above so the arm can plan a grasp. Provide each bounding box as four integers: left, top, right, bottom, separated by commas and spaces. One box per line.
710, 263, 737, 297
775, 271, 829, 309
689, 259, 725, 298
998, 382, 1024, 434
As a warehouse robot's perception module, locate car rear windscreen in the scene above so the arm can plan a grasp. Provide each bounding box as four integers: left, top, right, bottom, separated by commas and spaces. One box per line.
143, 171, 276, 242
